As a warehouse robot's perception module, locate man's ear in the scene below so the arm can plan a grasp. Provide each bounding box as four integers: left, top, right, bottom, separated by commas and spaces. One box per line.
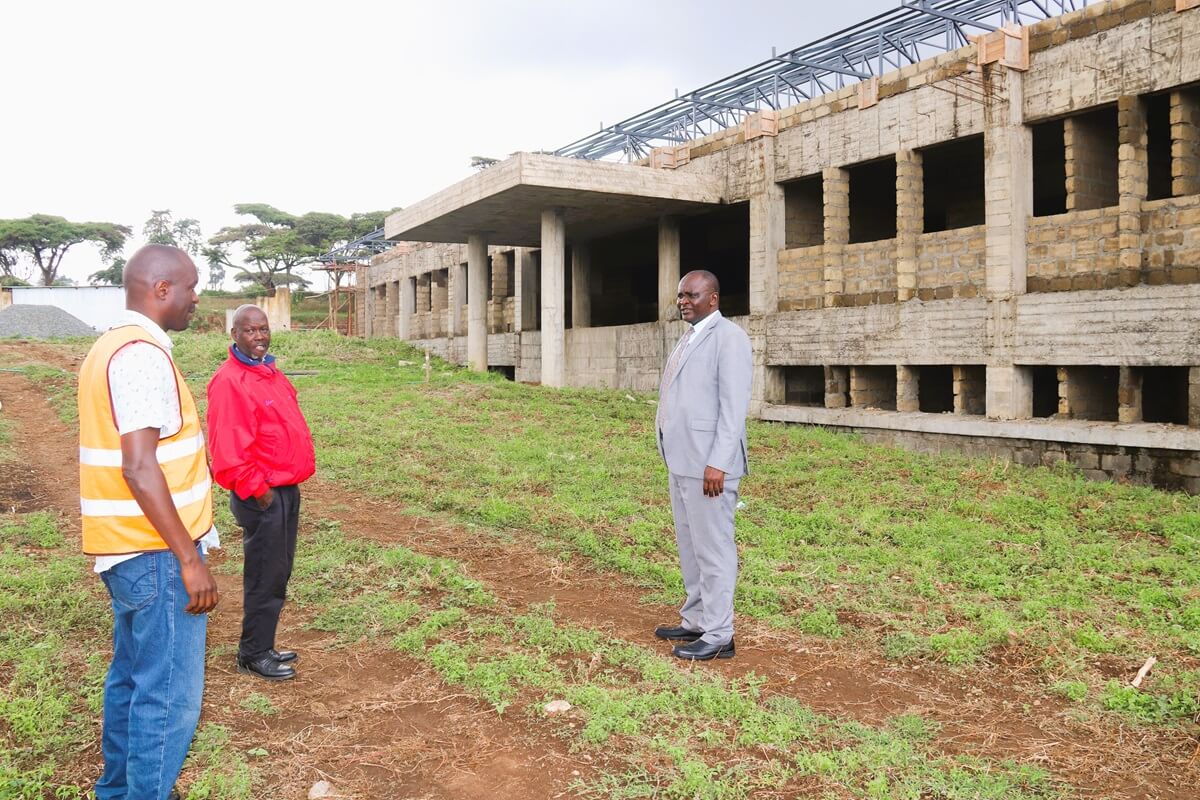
153, 279, 170, 299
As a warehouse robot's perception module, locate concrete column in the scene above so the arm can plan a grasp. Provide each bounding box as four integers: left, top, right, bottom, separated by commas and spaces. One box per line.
452, 262, 467, 337
822, 167, 850, 306
749, 136, 784, 315
372, 285, 386, 338
416, 273, 431, 338
985, 365, 1033, 420
953, 366, 986, 415
364, 277, 376, 338
895, 149, 923, 302
514, 247, 538, 332
896, 365, 919, 412
491, 250, 512, 332
1189, 367, 1200, 428
1117, 95, 1148, 285
658, 216, 681, 320
1118, 366, 1143, 424
984, 66, 1031, 297
1056, 366, 1070, 417
541, 208, 566, 387
430, 271, 449, 338
398, 276, 413, 340
384, 279, 399, 338
467, 234, 488, 372
824, 365, 849, 408
1171, 90, 1200, 198
571, 244, 591, 328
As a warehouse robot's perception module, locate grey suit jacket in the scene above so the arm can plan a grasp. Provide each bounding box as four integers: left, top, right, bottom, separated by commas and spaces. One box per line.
656, 313, 753, 479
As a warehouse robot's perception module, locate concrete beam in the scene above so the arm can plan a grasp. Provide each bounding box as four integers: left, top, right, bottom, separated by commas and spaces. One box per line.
761, 404, 1200, 452
385, 152, 724, 246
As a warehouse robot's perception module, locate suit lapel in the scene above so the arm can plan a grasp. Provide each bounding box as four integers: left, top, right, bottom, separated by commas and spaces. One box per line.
666, 317, 719, 389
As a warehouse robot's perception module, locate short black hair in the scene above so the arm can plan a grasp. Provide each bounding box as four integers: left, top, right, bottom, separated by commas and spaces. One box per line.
683, 269, 720, 294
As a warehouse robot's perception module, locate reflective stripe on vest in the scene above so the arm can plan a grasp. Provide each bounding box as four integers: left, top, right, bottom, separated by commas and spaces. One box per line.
78, 325, 214, 556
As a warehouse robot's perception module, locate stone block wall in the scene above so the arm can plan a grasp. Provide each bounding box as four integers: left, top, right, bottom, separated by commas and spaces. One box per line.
1026, 208, 1126, 291
837, 240, 897, 306
915, 226, 986, 300
777, 246, 824, 310
1141, 196, 1200, 285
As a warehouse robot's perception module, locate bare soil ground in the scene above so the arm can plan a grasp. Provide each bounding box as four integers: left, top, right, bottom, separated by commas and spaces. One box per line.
1, 340, 1197, 799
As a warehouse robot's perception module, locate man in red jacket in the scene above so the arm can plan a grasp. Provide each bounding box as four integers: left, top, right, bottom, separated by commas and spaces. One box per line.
207, 305, 315, 681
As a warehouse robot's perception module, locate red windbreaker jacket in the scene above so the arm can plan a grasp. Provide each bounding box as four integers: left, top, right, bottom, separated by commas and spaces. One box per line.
206, 348, 316, 500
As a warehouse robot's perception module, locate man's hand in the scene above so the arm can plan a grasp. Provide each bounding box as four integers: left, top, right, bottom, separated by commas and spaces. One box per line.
703, 466, 726, 497
121, 427, 219, 615
180, 558, 219, 614
255, 487, 275, 510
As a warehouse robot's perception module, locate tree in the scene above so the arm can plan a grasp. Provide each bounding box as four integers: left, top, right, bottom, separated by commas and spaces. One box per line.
89, 256, 126, 286
0, 214, 131, 286
143, 209, 203, 254
205, 257, 225, 291
0, 246, 29, 283
207, 204, 400, 294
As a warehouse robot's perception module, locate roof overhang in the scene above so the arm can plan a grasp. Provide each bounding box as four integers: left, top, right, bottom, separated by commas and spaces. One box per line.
385, 152, 726, 247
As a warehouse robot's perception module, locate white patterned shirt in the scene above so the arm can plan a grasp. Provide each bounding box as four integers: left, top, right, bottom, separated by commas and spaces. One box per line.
93, 311, 219, 573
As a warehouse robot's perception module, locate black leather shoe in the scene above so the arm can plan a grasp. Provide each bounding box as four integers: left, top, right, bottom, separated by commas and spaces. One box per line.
673, 638, 735, 660
237, 653, 296, 681
654, 624, 703, 642
269, 648, 298, 663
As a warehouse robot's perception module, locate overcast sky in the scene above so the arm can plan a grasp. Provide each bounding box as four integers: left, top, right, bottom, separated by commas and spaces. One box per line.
1, 0, 893, 288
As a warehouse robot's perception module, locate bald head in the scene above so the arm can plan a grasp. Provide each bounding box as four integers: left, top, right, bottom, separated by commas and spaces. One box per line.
230, 304, 271, 360
124, 244, 199, 332
232, 304, 267, 329
681, 270, 720, 295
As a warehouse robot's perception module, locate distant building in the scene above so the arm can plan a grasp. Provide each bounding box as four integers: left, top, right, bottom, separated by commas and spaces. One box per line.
359, 0, 1200, 491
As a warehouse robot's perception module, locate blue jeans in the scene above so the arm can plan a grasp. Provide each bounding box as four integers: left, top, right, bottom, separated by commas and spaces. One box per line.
96, 548, 208, 800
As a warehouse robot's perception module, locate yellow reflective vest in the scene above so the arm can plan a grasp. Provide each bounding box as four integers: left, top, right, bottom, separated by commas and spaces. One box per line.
78, 325, 213, 555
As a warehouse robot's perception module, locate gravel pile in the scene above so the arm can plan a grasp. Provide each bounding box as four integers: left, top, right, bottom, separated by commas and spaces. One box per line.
0, 304, 97, 338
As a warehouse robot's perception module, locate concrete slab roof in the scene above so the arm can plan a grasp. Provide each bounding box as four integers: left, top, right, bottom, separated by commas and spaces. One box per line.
384, 152, 726, 247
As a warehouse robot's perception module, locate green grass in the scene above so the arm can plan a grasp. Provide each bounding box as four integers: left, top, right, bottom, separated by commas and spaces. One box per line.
5, 330, 1199, 797
171, 331, 1200, 727
277, 519, 1065, 799
0, 511, 106, 799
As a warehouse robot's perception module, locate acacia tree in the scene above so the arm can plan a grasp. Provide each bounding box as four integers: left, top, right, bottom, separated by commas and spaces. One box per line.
0, 246, 29, 284
144, 209, 203, 254
207, 204, 399, 294
0, 215, 130, 286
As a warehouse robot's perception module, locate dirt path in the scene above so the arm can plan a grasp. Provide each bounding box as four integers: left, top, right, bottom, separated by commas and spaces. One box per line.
1, 340, 1197, 798
0, 368, 588, 799
302, 482, 1198, 799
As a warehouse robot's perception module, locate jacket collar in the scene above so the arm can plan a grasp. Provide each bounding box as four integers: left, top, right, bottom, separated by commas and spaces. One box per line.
229, 344, 277, 369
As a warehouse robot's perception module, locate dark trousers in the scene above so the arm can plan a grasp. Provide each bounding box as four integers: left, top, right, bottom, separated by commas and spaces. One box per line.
231, 485, 300, 659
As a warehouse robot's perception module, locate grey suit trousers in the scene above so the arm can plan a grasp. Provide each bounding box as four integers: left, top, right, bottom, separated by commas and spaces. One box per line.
668, 472, 739, 645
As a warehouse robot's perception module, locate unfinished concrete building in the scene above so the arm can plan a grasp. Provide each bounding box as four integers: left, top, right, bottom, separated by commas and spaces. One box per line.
357, 0, 1200, 491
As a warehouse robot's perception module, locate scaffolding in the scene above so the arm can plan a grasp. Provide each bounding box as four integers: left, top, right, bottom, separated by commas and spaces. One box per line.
312, 230, 396, 335
555, 0, 1089, 162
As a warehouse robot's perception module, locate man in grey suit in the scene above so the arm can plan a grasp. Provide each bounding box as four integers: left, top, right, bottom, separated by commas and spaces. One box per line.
654, 269, 752, 661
